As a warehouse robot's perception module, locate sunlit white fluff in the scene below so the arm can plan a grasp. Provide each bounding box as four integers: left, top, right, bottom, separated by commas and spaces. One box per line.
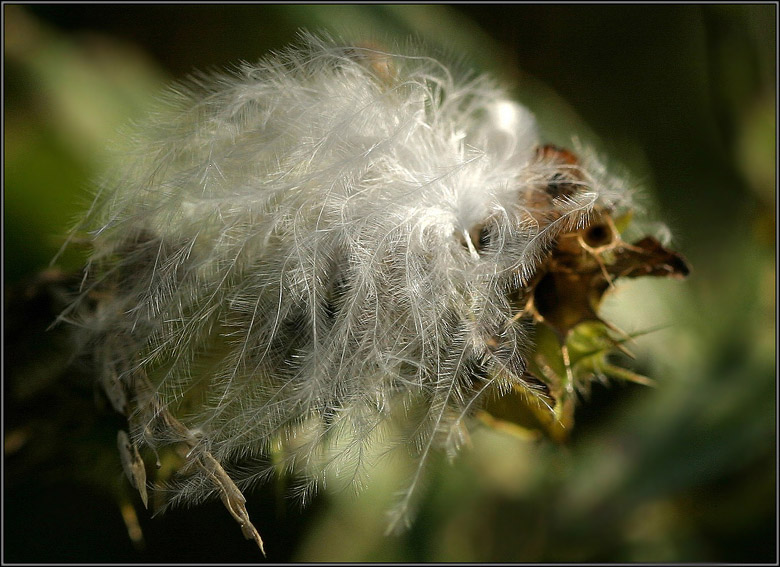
64, 32, 629, 531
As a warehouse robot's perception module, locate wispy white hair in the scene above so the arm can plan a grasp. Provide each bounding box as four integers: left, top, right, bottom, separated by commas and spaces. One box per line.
64, 32, 629, 531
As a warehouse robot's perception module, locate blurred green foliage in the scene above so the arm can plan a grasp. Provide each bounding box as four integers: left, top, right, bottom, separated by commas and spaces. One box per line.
4, 4, 775, 563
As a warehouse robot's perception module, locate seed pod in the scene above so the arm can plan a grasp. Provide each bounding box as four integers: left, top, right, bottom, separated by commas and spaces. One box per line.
59, 32, 688, 550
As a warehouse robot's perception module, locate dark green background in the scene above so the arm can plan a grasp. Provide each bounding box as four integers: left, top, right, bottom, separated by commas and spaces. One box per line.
4, 4, 775, 563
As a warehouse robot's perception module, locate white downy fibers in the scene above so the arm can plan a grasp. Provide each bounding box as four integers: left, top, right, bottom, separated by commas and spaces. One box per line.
61, 33, 634, 542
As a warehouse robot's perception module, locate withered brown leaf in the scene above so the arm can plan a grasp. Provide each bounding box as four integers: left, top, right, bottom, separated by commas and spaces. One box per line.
481, 146, 690, 441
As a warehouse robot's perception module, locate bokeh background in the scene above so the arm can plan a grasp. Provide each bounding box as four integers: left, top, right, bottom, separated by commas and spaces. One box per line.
4, 4, 776, 563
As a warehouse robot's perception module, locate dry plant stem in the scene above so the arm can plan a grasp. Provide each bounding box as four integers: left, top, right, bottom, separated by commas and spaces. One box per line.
125, 368, 266, 555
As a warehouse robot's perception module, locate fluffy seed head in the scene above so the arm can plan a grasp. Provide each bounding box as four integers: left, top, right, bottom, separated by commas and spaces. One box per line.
63, 32, 635, 534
